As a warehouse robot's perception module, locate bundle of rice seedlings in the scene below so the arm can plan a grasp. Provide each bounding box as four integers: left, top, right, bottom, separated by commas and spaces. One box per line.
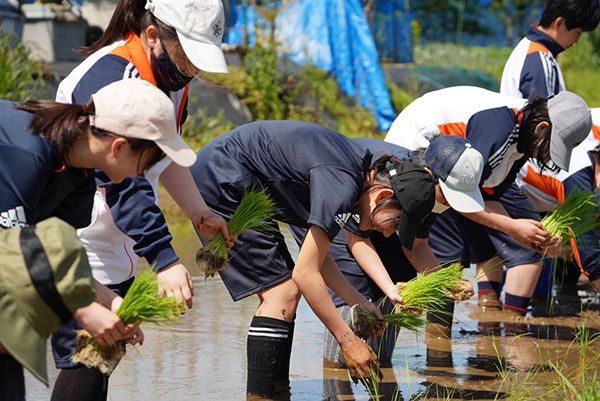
350, 304, 424, 340
395, 263, 466, 313
541, 190, 599, 247
71, 270, 184, 374
196, 188, 276, 278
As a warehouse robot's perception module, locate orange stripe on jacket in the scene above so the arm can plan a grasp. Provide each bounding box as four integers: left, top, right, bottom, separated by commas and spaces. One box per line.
592, 125, 600, 141
109, 32, 157, 86
438, 122, 467, 139
523, 166, 590, 276
527, 42, 550, 56
522, 165, 565, 203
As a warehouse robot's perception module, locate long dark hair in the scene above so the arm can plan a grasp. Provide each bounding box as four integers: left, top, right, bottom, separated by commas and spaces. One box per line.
79, 0, 179, 58
517, 96, 558, 173
12, 101, 164, 172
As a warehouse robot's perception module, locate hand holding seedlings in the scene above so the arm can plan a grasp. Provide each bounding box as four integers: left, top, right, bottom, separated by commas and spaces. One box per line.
157, 262, 194, 309
193, 209, 236, 246
71, 271, 185, 374
196, 189, 276, 278
340, 333, 382, 385
506, 218, 553, 251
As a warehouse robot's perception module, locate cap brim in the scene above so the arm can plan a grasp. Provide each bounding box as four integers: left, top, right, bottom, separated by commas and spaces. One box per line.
550, 132, 572, 171
438, 180, 485, 213
177, 32, 228, 74
0, 288, 49, 385
156, 135, 197, 167
398, 212, 419, 251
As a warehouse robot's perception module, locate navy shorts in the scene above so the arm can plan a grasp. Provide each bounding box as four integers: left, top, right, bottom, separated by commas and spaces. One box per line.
199, 209, 295, 301
51, 277, 134, 369
288, 226, 417, 307
428, 183, 542, 268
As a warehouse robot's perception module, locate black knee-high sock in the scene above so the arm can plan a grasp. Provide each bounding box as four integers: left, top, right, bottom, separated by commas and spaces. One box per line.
51, 367, 108, 401
426, 297, 455, 328
275, 315, 295, 392
247, 316, 294, 399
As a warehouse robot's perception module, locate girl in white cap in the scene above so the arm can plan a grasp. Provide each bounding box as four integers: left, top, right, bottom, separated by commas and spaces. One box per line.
0, 79, 196, 401
53, 0, 232, 398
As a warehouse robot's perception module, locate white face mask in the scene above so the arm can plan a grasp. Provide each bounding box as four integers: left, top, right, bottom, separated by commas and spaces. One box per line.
432, 200, 450, 214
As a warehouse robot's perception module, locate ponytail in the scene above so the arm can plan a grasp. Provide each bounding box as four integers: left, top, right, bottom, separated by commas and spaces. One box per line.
79, 0, 179, 59
79, 0, 147, 58
12, 101, 91, 160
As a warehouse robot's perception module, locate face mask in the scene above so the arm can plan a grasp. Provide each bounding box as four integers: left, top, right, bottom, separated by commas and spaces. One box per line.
432, 201, 450, 214
150, 49, 194, 92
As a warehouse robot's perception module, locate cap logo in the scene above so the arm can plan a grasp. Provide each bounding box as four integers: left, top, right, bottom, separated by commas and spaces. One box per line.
212, 20, 222, 37
460, 174, 476, 185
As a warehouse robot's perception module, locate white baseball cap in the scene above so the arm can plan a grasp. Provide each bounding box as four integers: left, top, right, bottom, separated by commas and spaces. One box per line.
425, 135, 485, 213
145, 0, 228, 73
89, 79, 197, 167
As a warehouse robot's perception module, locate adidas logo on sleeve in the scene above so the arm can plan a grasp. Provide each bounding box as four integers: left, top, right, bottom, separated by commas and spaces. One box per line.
0, 206, 27, 228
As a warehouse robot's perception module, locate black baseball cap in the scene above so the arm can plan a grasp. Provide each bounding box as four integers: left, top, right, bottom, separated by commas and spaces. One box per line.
388, 161, 436, 250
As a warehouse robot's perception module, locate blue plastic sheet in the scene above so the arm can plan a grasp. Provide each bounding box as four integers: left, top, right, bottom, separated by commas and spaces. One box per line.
224, 0, 397, 132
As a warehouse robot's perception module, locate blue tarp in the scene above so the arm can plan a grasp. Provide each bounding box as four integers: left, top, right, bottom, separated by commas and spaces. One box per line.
371, 0, 413, 63
224, 0, 397, 132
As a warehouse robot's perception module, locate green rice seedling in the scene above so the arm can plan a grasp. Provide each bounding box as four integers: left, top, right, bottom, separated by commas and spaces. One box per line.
350, 304, 424, 340
196, 188, 276, 278
71, 270, 185, 374
395, 263, 465, 314
541, 190, 599, 248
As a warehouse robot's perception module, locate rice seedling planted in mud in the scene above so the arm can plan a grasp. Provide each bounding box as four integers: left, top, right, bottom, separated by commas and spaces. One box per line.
541, 190, 599, 247
71, 270, 184, 374
396, 263, 467, 313
350, 304, 424, 340
196, 188, 277, 278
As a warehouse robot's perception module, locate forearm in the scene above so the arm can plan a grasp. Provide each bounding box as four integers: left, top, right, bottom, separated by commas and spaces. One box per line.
461, 200, 513, 232
292, 256, 355, 343
160, 162, 209, 220
93, 280, 119, 310
347, 232, 395, 295
291, 226, 355, 343
403, 238, 440, 273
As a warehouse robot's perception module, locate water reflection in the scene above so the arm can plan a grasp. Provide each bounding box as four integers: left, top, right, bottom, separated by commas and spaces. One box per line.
22, 222, 600, 400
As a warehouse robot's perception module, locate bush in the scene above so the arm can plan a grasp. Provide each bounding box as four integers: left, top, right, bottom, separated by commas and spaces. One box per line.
0, 32, 48, 101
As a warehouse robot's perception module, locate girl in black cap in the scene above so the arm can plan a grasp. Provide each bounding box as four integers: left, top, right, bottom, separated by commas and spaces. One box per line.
188, 120, 436, 400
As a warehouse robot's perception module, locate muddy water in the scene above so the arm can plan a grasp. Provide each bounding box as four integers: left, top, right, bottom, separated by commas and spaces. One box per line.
24, 223, 600, 400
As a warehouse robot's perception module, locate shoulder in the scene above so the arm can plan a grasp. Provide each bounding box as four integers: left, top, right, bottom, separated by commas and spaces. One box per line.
56, 40, 130, 103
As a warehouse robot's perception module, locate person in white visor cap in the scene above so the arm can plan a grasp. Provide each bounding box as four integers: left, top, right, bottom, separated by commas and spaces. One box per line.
51, 1, 233, 400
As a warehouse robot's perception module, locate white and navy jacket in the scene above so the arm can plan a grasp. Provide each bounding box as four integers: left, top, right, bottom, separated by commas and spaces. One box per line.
385, 86, 526, 151
518, 109, 600, 280
56, 33, 189, 284
500, 25, 566, 99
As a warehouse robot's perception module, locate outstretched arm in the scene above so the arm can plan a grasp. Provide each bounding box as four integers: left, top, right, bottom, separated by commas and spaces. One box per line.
292, 225, 381, 381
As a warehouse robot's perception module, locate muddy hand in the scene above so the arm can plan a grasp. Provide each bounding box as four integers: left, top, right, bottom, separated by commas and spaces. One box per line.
446, 279, 474, 301
194, 210, 236, 247
341, 335, 382, 385
540, 235, 561, 257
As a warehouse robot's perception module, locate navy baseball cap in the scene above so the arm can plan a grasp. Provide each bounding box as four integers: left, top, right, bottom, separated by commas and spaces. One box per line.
425, 135, 485, 213
388, 161, 436, 250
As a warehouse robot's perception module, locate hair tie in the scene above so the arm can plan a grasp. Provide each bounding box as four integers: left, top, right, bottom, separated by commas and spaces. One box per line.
145, 1, 155, 12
